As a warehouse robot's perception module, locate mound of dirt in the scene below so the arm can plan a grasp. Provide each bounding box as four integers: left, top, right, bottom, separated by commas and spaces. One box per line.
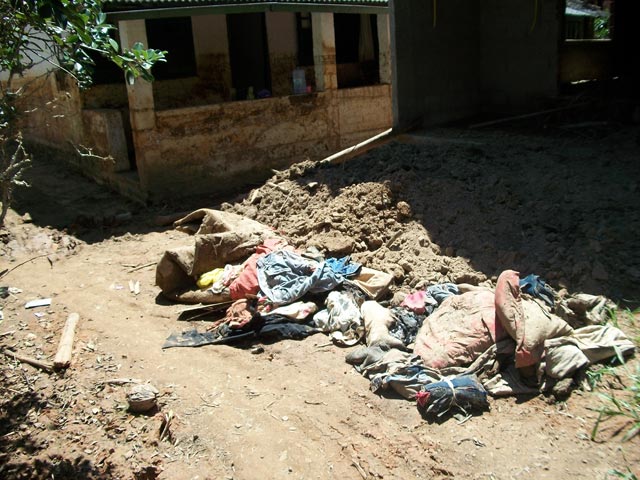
225, 126, 640, 303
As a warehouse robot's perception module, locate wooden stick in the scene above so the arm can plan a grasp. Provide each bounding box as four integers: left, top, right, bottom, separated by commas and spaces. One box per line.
0, 254, 51, 279
53, 313, 79, 370
3, 348, 53, 372
468, 103, 588, 129
153, 211, 192, 227
319, 128, 393, 166
127, 262, 156, 273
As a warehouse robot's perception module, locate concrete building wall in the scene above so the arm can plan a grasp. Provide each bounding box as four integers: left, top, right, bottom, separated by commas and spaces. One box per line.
391, 0, 562, 127
15, 79, 391, 201
12, 74, 84, 149
266, 12, 299, 97
139, 85, 391, 199
479, 0, 561, 110
391, 0, 480, 129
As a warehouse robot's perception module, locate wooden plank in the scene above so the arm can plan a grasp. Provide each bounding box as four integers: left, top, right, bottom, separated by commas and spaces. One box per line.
53, 313, 79, 370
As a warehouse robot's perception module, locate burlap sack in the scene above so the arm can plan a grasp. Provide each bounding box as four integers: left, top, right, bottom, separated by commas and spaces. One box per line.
155, 209, 280, 303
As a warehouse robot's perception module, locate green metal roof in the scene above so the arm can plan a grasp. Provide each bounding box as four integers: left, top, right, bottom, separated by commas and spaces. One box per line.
105, 0, 387, 4
104, 0, 388, 21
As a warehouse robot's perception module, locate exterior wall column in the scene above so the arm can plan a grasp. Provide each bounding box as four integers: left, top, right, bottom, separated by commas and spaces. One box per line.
118, 19, 156, 192
312, 12, 337, 91
118, 19, 156, 131
377, 13, 392, 84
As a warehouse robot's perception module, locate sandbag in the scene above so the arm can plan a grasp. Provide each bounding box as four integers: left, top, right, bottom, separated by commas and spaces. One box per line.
495, 270, 573, 368
361, 301, 405, 350
347, 267, 393, 300
413, 290, 503, 369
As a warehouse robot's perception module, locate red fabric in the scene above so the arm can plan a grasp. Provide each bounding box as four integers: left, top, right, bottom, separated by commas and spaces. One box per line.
494, 270, 532, 366
415, 391, 431, 408
229, 238, 289, 300
401, 290, 428, 314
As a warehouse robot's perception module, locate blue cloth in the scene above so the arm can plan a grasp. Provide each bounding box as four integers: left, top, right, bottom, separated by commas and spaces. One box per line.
371, 364, 438, 399
519, 274, 555, 306
257, 250, 343, 306
325, 256, 362, 278
426, 283, 459, 305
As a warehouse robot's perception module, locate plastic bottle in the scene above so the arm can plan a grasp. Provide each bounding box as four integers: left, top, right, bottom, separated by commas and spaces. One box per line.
292, 68, 307, 95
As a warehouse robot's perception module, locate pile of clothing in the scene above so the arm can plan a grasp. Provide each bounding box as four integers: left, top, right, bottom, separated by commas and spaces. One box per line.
158, 210, 636, 418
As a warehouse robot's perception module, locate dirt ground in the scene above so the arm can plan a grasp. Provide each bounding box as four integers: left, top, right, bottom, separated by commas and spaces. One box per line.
1, 119, 639, 479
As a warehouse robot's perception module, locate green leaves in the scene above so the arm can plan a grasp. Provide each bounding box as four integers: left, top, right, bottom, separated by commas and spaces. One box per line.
1, 0, 166, 94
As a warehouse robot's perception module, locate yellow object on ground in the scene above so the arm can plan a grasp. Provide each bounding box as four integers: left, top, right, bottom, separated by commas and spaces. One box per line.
197, 268, 225, 289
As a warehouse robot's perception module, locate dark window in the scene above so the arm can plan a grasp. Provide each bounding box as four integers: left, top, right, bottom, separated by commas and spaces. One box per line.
146, 17, 197, 79
334, 13, 379, 88
226, 13, 271, 100
88, 31, 124, 85
334, 13, 360, 64
296, 13, 313, 66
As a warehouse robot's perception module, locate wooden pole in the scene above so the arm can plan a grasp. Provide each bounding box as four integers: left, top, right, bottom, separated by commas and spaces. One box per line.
3, 349, 54, 373
53, 313, 79, 370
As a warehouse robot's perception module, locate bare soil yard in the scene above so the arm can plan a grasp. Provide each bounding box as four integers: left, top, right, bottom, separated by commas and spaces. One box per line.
1, 121, 639, 479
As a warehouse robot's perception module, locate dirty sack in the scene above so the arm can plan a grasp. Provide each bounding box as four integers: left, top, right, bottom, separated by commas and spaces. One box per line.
413, 289, 505, 369
361, 301, 406, 350
155, 209, 280, 303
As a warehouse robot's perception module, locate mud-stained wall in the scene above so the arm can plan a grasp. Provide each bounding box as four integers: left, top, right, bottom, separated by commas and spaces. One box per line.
140, 84, 391, 199
16, 80, 390, 201
82, 109, 130, 173
336, 85, 391, 147
13, 74, 84, 150
81, 83, 128, 110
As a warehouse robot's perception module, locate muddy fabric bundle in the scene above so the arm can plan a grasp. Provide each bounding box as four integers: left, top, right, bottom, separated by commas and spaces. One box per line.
229, 238, 291, 300
543, 324, 636, 378
155, 209, 280, 303
313, 290, 364, 346
389, 307, 425, 346
345, 267, 393, 300
495, 270, 573, 368
401, 283, 459, 315
257, 250, 342, 306
361, 301, 406, 350
413, 290, 504, 369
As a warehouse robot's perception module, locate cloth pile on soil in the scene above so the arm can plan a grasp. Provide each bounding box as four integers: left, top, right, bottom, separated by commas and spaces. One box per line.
158, 210, 635, 418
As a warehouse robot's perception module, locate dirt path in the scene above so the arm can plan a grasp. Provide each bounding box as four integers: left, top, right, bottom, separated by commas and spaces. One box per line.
1, 124, 639, 479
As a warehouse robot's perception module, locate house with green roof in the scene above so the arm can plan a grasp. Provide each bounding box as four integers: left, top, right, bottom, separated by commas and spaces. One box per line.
14, 0, 392, 200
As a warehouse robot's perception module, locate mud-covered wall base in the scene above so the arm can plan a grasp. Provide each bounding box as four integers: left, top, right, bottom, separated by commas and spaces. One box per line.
141, 84, 391, 200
